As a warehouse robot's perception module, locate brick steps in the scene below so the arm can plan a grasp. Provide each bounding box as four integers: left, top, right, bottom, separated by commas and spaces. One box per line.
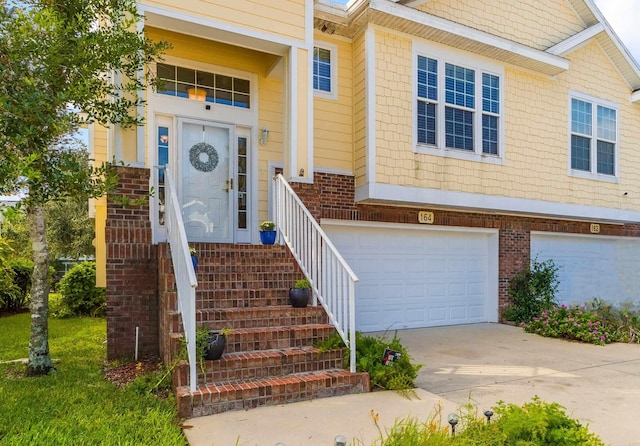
176, 369, 370, 418
160, 242, 369, 418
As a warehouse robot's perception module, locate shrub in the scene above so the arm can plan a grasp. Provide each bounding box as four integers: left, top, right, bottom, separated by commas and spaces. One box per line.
523, 305, 611, 345
58, 262, 105, 316
587, 299, 640, 343
0, 258, 33, 312
504, 258, 559, 323
373, 397, 604, 445
353, 331, 422, 392
316, 331, 422, 392
492, 397, 604, 445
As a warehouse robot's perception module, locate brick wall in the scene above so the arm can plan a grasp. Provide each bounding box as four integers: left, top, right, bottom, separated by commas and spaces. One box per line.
293, 171, 640, 320
106, 166, 159, 360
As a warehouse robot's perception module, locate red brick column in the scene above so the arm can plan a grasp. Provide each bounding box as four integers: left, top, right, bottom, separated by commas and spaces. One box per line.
106, 166, 158, 360
498, 226, 530, 319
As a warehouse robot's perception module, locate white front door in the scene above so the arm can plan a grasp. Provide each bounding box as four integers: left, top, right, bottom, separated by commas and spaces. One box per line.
180, 119, 233, 242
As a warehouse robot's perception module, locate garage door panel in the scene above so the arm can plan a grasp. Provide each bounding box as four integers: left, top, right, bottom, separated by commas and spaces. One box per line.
323, 224, 497, 331
531, 234, 640, 306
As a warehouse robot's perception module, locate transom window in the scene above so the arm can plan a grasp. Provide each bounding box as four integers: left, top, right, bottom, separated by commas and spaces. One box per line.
156, 63, 250, 109
313, 42, 338, 99
416, 53, 502, 160
570, 94, 617, 178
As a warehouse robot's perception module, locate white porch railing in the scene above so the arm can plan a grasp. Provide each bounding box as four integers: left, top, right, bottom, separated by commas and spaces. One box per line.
273, 174, 359, 373
165, 167, 198, 392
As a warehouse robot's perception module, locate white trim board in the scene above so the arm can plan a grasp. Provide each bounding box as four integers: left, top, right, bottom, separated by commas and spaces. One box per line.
355, 182, 640, 223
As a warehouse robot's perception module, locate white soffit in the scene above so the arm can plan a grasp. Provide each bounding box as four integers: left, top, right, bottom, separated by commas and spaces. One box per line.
368, 0, 568, 76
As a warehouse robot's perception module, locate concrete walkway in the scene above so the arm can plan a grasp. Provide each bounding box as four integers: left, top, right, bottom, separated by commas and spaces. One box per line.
184, 323, 640, 446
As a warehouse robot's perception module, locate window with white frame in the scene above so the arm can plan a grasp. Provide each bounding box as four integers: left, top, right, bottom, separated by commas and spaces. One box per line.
313, 42, 337, 99
416, 52, 502, 160
570, 94, 617, 178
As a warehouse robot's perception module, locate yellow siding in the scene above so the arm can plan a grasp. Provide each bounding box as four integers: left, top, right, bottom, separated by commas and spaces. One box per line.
141, 0, 306, 42
417, 0, 583, 50
257, 76, 285, 222
313, 33, 353, 173
374, 30, 413, 185
146, 28, 280, 75
353, 32, 367, 186
373, 29, 640, 211
92, 124, 109, 287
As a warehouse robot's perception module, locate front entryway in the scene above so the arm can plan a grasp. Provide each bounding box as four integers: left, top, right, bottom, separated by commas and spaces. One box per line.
178, 119, 252, 243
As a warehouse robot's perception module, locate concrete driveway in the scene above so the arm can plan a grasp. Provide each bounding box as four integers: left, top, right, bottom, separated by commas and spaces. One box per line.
397, 323, 640, 446
184, 323, 640, 445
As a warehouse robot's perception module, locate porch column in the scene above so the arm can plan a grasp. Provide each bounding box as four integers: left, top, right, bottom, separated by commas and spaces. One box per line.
286, 45, 314, 184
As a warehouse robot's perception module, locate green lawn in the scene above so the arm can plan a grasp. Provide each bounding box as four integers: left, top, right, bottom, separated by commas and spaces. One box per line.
0, 313, 186, 445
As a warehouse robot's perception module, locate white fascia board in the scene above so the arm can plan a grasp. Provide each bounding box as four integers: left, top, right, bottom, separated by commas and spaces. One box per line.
546, 23, 604, 56
356, 182, 640, 223
632, 90, 640, 104
403, 0, 431, 7
369, 0, 569, 73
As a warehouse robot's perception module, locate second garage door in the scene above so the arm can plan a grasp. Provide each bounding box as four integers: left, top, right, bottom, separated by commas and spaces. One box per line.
322, 222, 498, 332
531, 232, 640, 306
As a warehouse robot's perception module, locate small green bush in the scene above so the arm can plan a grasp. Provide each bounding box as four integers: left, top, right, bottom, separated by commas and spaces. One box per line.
353, 331, 422, 392
504, 258, 559, 323
316, 331, 422, 392
58, 261, 105, 316
373, 397, 604, 445
492, 397, 604, 445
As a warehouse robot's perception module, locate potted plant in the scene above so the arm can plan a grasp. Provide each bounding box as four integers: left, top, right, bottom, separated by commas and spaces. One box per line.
289, 278, 311, 308
259, 220, 277, 245
204, 327, 233, 361
189, 246, 198, 271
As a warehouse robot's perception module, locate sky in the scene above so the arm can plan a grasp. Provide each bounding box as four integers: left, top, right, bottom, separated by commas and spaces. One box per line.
331, 0, 640, 65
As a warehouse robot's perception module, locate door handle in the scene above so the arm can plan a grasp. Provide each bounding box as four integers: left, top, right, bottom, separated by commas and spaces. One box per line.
224, 178, 233, 193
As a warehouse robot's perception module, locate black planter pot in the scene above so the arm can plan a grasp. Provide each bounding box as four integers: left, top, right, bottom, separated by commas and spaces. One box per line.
289, 288, 310, 308
204, 331, 226, 360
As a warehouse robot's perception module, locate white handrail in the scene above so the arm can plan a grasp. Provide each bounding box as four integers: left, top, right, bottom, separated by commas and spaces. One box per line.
165, 167, 198, 392
273, 174, 359, 372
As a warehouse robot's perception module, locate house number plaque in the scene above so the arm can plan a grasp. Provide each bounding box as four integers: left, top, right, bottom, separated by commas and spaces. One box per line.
418, 211, 435, 224
590, 223, 600, 234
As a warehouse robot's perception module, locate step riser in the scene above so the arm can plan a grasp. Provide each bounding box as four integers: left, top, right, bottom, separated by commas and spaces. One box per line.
197, 307, 328, 329
177, 372, 370, 418
167, 308, 328, 334
224, 326, 336, 353
202, 349, 344, 384
173, 349, 345, 387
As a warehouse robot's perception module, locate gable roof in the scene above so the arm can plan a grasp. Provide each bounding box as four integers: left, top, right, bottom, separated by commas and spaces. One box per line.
316, 0, 640, 97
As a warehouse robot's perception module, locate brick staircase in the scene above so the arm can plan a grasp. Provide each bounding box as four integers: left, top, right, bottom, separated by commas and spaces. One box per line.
159, 242, 369, 418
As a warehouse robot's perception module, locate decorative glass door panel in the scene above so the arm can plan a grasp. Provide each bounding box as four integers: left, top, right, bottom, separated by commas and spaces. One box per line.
180, 120, 232, 242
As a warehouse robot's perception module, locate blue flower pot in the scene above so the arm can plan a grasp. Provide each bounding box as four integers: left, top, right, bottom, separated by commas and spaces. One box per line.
191, 255, 198, 271
260, 230, 277, 245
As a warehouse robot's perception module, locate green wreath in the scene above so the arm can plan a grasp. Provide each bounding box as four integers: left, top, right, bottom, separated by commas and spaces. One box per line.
189, 142, 219, 172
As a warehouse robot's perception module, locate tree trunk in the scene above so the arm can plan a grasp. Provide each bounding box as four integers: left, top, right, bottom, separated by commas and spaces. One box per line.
26, 203, 54, 376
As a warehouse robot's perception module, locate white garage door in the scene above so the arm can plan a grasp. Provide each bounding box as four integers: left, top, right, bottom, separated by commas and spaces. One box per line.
323, 222, 498, 332
531, 233, 640, 306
